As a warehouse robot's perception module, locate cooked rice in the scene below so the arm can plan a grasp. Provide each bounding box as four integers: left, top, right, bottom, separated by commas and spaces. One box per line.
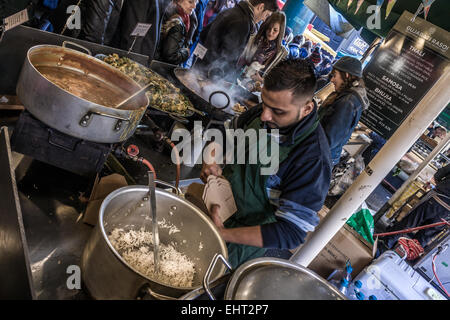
109, 228, 195, 287
158, 218, 181, 235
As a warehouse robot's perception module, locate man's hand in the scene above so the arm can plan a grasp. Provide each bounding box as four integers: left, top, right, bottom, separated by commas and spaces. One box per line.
208, 204, 224, 229
250, 72, 264, 82
200, 163, 222, 183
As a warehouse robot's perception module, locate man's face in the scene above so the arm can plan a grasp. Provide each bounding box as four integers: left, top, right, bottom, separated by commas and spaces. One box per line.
260, 88, 314, 129
260, 10, 273, 23
253, 4, 273, 23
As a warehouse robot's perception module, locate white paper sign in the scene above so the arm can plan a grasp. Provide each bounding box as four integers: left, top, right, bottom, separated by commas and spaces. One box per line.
130, 23, 152, 37
193, 44, 208, 59
4, 9, 29, 32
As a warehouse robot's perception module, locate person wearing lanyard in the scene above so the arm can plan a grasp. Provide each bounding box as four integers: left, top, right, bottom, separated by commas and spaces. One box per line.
200, 59, 332, 268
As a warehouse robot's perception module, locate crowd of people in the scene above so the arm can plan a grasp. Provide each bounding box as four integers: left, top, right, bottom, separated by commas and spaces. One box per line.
76, 0, 336, 87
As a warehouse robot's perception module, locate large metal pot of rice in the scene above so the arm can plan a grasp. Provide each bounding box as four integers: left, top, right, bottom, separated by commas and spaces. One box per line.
81, 184, 228, 300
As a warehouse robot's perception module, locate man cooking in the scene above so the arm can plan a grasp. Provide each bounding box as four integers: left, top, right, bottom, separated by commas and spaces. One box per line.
200, 59, 332, 268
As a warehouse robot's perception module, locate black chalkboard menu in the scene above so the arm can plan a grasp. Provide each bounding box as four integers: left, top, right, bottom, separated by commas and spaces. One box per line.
360, 11, 450, 140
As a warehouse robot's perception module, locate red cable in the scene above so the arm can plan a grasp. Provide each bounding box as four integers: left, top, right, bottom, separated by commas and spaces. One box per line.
374, 219, 450, 237
432, 254, 450, 298
126, 144, 157, 180
141, 158, 157, 180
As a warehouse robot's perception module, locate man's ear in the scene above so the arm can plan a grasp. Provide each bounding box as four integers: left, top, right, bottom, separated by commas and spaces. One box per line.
301, 101, 315, 117
254, 3, 265, 12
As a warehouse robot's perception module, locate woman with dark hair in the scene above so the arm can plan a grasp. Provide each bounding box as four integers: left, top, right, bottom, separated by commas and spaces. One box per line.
203, 0, 229, 27
156, 0, 198, 65
238, 11, 288, 83
319, 56, 370, 166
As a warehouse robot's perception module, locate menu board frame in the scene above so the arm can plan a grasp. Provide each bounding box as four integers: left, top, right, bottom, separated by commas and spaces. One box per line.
360, 11, 450, 140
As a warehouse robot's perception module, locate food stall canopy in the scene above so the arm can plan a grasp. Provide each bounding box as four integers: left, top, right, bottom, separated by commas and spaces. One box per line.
308, 0, 450, 43
304, 0, 355, 38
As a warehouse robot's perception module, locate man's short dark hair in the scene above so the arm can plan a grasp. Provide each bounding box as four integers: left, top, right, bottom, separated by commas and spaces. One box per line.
250, 0, 279, 12
264, 59, 317, 100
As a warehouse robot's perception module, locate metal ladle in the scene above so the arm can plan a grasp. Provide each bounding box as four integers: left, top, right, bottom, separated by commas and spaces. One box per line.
148, 171, 160, 273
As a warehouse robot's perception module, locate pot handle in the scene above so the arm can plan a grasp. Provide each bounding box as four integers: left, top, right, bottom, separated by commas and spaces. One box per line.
203, 253, 232, 300
62, 41, 92, 56
168, 113, 189, 124
80, 111, 130, 132
209, 91, 230, 110
145, 286, 178, 300
155, 179, 182, 195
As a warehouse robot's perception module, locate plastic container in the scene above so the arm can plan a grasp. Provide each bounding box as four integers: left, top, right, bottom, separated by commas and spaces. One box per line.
329, 278, 349, 294
328, 262, 353, 295
353, 250, 446, 300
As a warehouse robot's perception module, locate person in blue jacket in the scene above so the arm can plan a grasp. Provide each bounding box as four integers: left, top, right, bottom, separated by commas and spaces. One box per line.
298, 40, 312, 59
200, 59, 332, 268
287, 34, 304, 60
190, 1, 210, 52
319, 56, 370, 166
184, 0, 210, 67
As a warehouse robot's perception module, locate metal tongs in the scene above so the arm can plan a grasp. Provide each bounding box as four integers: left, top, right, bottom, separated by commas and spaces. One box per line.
148, 171, 160, 273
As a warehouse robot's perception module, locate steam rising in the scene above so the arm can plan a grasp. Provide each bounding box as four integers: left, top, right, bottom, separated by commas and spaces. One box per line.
177, 68, 250, 116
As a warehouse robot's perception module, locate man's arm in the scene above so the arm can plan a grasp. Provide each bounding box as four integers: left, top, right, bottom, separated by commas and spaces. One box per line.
209, 205, 263, 247
260, 154, 331, 249
221, 226, 264, 247
207, 152, 330, 250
